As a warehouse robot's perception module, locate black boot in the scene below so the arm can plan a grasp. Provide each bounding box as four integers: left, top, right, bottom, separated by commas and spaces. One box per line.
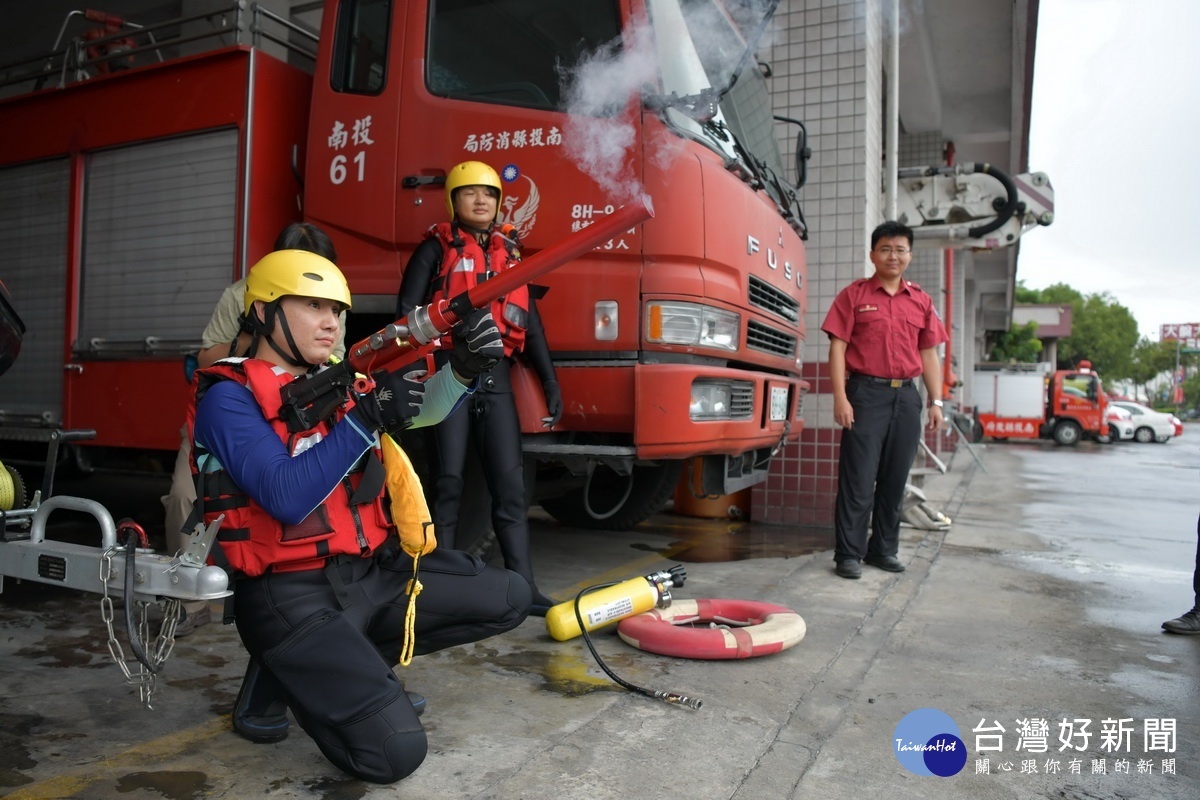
233, 659, 290, 744
407, 690, 427, 717
528, 584, 556, 617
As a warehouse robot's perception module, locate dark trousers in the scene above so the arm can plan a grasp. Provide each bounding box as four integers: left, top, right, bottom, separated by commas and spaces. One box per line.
834, 378, 922, 562
430, 389, 535, 581
1192, 512, 1200, 609
233, 548, 530, 783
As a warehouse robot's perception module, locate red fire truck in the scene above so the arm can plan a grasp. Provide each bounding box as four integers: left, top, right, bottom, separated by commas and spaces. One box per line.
972, 360, 1109, 446
0, 1, 808, 539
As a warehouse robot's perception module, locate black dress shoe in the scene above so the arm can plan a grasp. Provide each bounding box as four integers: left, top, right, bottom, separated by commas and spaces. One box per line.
835, 559, 862, 579
864, 554, 906, 572
1162, 608, 1200, 634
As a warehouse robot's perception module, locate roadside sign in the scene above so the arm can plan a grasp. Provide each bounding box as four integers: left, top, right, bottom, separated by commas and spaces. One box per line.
1160, 322, 1200, 341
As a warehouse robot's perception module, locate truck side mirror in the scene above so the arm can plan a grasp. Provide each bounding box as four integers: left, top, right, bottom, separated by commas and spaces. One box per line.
774, 115, 811, 189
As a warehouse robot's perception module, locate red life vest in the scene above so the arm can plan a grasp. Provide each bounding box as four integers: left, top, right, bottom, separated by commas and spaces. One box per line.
187, 359, 392, 578
426, 221, 529, 356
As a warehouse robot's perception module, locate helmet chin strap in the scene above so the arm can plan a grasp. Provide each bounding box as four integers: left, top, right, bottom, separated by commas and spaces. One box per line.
248, 302, 313, 368
455, 219, 493, 246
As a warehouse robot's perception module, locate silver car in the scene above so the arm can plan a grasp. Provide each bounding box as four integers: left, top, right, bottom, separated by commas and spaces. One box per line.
1109, 401, 1176, 443
1104, 404, 1136, 441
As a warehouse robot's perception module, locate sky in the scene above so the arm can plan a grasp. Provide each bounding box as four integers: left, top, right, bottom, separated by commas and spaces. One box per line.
1019, 0, 1200, 341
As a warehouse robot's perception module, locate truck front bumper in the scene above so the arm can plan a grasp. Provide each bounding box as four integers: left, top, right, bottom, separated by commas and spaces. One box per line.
550, 361, 806, 461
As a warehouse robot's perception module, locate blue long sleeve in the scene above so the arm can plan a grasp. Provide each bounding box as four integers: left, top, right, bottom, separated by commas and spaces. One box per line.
193, 368, 468, 524
193, 381, 376, 525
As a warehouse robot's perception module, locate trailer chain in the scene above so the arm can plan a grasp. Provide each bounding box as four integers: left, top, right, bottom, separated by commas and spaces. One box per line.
98, 545, 181, 709
770, 419, 792, 457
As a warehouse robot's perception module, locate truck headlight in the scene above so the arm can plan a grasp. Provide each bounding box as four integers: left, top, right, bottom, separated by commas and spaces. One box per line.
645, 301, 739, 351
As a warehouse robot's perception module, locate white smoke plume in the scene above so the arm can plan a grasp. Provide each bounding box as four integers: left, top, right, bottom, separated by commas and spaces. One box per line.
558, 24, 657, 205
558, 3, 781, 206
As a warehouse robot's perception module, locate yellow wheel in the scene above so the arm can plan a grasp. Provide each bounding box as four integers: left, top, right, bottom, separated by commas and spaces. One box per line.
0, 459, 27, 511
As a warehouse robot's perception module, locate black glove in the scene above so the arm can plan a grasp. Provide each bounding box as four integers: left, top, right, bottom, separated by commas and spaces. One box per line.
350, 369, 427, 437
450, 310, 504, 381
542, 380, 562, 427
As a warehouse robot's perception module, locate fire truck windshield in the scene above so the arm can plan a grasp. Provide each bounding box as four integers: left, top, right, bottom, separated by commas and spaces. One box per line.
649, 0, 790, 192
427, 0, 622, 111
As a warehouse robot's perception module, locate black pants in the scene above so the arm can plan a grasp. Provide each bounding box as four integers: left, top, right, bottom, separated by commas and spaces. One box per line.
232, 548, 530, 783
1192, 512, 1200, 609
430, 388, 534, 581
834, 378, 922, 562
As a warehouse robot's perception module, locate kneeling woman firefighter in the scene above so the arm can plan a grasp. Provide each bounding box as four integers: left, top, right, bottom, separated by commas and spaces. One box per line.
189, 249, 531, 783
396, 160, 561, 614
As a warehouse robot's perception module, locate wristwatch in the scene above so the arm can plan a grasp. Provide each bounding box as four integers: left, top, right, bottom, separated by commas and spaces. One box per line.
931, 399, 944, 408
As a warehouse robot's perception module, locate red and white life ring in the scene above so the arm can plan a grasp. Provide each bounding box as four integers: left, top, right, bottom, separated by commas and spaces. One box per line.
617, 598, 806, 660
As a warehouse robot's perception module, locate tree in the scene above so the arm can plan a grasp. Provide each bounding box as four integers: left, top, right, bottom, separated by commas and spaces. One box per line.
989, 320, 1043, 363
1015, 282, 1138, 378
1128, 339, 1176, 402
1183, 364, 1200, 414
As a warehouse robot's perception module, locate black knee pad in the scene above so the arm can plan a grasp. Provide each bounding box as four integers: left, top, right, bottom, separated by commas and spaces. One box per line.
332, 691, 428, 783
263, 609, 426, 782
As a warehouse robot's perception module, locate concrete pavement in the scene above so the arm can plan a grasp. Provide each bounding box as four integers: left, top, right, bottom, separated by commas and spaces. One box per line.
1, 438, 1198, 799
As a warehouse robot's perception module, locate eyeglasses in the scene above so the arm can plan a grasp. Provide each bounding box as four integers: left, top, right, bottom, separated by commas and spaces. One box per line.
875, 247, 911, 256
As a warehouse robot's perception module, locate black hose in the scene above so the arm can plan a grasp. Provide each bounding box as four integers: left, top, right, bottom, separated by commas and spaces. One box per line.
965, 163, 1020, 239
571, 583, 701, 709
121, 529, 158, 673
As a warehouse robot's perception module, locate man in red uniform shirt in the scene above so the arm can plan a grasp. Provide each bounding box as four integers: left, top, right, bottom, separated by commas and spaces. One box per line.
821, 221, 948, 579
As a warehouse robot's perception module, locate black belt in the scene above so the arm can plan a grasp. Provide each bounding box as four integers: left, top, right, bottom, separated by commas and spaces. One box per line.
850, 373, 914, 388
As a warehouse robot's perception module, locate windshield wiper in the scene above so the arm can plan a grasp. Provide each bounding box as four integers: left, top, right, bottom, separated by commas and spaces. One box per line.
711, 0, 781, 107
642, 0, 782, 121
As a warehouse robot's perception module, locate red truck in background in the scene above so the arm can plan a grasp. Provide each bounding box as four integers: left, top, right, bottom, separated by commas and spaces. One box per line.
0, 1, 809, 542
972, 360, 1109, 446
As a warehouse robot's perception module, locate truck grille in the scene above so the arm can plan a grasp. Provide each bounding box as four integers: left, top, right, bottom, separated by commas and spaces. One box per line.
747, 321, 797, 358
730, 381, 755, 418
748, 275, 799, 323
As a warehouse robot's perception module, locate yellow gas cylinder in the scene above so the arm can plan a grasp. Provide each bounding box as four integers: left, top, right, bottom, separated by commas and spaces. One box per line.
545, 565, 687, 641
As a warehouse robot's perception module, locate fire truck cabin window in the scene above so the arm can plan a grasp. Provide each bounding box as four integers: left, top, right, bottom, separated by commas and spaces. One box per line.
332, 0, 391, 94
427, 0, 622, 112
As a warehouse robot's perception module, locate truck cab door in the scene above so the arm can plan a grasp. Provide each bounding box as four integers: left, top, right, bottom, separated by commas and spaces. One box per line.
305, 0, 406, 296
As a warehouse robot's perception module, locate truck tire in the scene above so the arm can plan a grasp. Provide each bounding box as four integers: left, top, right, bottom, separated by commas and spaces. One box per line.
540, 460, 683, 531
1052, 420, 1081, 446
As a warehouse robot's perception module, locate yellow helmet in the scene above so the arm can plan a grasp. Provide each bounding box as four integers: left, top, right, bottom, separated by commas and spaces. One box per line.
244, 249, 352, 314
445, 160, 502, 218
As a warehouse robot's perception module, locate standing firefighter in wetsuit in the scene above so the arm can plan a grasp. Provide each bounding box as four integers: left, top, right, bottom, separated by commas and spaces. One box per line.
396, 161, 560, 614
189, 248, 531, 783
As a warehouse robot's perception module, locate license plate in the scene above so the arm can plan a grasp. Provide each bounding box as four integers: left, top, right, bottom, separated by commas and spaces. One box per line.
769, 386, 788, 421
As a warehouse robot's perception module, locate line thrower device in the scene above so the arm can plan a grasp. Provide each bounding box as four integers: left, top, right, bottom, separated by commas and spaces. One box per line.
278, 194, 655, 432
551, 564, 702, 709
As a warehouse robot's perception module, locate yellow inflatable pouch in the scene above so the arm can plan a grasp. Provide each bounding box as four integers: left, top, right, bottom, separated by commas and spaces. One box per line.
381, 433, 437, 557
380, 433, 435, 666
